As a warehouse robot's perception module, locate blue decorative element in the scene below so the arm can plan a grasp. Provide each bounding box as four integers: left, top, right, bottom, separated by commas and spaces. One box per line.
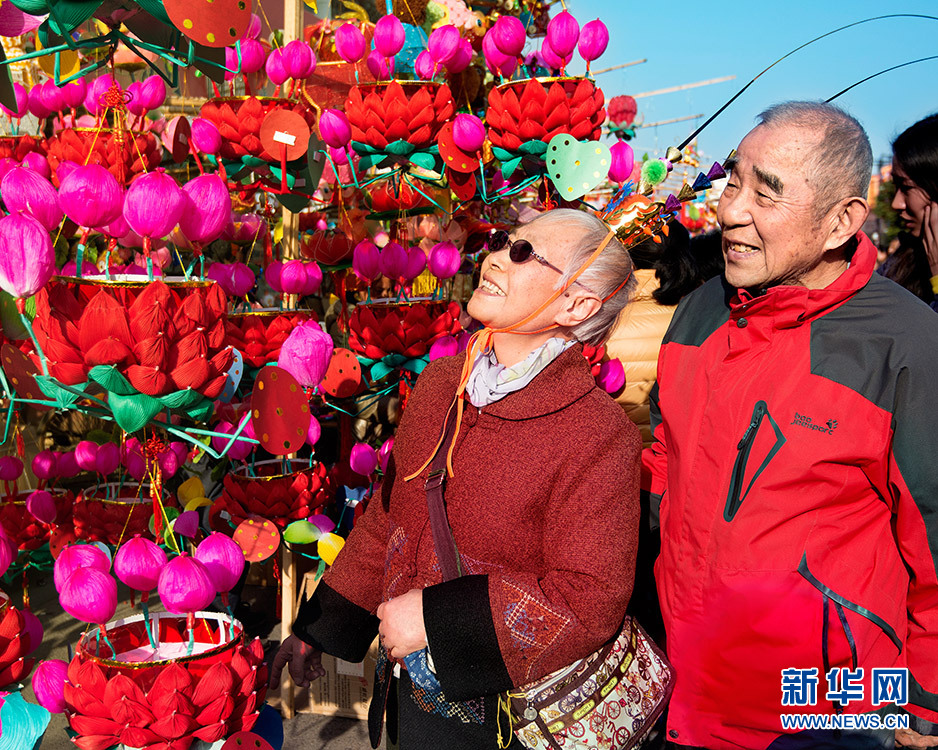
0, 691, 50, 750
692, 172, 712, 191
253, 703, 286, 749
398, 24, 430, 74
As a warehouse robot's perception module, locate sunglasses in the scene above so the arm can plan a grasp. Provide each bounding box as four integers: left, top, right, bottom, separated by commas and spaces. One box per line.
487, 230, 596, 293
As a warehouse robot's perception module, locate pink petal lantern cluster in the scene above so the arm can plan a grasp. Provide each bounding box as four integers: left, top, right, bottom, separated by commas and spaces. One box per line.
415, 24, 473, 79
207, 262, 255, 297
55, 543, 117, 625
484, 12, 609, 75
353, 240, 427, 285
0, 211, 54, 305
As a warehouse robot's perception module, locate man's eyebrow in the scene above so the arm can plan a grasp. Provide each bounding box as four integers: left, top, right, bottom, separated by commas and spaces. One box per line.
753, 165, 784, 195
724, 156, 738, 173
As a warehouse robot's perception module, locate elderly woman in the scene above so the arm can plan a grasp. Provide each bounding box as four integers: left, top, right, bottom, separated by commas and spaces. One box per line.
270, 208, 642, 749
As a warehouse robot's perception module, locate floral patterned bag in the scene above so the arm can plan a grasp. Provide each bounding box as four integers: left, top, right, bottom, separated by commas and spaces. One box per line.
498, 616, 673, 750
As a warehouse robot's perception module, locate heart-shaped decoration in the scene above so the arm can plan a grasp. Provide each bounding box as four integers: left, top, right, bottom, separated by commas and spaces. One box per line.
546, 135, 611, 201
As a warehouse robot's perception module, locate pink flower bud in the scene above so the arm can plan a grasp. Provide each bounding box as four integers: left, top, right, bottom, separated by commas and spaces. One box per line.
335, 23, 367, 63
546, 10, 579, 59
492, 15, 526, 57
577, 19, 609, 63
373, 15, 405, 58
452, 113, 485, 152
318, 109, 351, 149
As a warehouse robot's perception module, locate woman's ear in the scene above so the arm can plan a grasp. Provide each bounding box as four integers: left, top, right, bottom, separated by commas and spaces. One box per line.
555, 292, 601, 328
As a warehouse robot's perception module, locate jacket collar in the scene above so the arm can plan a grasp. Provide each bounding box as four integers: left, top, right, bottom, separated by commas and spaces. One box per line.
728, 232, 876, 328
436, 343, 596, 421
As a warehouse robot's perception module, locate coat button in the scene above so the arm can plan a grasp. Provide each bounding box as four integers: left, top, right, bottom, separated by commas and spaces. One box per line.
737, 317, 748, 328
669, 729, 679, 739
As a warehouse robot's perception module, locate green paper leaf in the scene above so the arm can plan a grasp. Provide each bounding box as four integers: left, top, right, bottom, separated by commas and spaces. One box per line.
109, 391, 163, 433
88, 365, 136, 396
546, 134, 611, 201
34, 376, 85, 409
159, 388, 203, 409
185, 397, 214, 423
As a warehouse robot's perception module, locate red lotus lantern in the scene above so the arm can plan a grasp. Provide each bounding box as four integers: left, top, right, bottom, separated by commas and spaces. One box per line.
64, 611, 267, 749
224, 310, 316, 369
45, 127, 161, 187
197, 96, 316, 164
73, 483, 178, 545
348, 300, 462, 360
0, 590, 40, 687
486, 77, 605, 158
215, 459, 331, 529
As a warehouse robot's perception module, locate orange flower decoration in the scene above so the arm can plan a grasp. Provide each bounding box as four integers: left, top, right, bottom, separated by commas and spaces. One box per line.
486, 78, 606, 151
345, 81, 455, 149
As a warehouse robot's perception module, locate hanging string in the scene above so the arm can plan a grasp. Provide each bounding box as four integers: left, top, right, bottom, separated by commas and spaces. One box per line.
677, 14, 938, 150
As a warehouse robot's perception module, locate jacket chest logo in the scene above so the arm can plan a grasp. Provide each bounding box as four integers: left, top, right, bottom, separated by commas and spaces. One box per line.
791, 412, 838, 435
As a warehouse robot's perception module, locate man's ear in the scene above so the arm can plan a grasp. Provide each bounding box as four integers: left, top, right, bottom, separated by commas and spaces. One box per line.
824, 196, 870, 251
555, 292, 601, 328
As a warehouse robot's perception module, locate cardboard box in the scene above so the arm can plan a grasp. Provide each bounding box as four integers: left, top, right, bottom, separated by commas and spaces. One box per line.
292, 571, 379, 720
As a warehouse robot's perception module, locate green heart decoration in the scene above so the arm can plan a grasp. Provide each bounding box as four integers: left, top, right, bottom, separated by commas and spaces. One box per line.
546, 135, 611, 201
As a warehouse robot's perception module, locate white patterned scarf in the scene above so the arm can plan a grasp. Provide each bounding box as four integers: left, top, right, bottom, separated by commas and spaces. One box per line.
464, 336, 575, 408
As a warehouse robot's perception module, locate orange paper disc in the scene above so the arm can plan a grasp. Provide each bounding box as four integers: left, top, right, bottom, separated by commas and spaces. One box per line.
260, 109, 311, 163
164, 0, 251, 48
251, 366, 310, 455
233, 518, 280, 562
319, 348, 362, 399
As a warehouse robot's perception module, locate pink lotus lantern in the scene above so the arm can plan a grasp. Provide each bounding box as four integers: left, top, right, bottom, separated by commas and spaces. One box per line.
318, 109, 351, 149
335, 23, 367, 63
59, 567, 118, 624
158, 553, 215, 614
56, 451, 80, 479
244, 12, 261, 39
1, 166, 62, 232
492, 16, 526, 57
33, 658, 69, 713
379, 242, 407, 282
547, 10, 579, 59
40, 81, 65, 115
32, 450, 57, 482
114, 534, 167, 647
22, 151, 51, 179
194, 532, 245, 607
307, 414, 321, 447
0, 82, 27, 118
350, 443, 378, 476
95, 442, 120, 477
265, 48, 288, 88
140, 75, 167, 111
353, 240, 380, 282
405, 246, 426, 282
74, 440, 98, 472
0, 455, 23, 483
452, 113, 485, 152
448, 39, 473, 74
210, 419, 254, 461
414, 51, 435, 80
265, 260, 284, 293
429, 241, 461, 279
282, 39, 316, 79
83, 74, 118, 117
429, 334, 459, 361
482, 31, 517, 78
54, 543, 110, 593
578, 19, 609, 72
27, 85, 51, 120
0, 525, 16, 578
60, 78, 86, 113
374, 15, 405, 60
190, 118, 222, 155
538, 38, 566, 72
366, 49, 394, 80
240, 38, 266, 74
277, 320, 333, 388
178, 174, 232, 255
428, 25, 461, 67
609, 141, 634, 183
378, 437, 394, 473
123, 169, 185, 271
0, 212, 55, 310
26, 489, 56, 524
126, 81, 148, 117
58, 164, 124, 276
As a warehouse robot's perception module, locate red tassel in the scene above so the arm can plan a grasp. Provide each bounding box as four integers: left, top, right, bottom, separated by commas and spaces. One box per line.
273, 555, 281, 612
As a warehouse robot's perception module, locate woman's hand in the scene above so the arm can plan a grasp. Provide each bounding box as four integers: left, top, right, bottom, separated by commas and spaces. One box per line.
376, 588, 427, 659
923, 202, 938, 276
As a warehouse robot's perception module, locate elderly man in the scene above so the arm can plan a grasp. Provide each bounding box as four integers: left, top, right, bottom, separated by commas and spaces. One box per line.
645, 101, 938, 749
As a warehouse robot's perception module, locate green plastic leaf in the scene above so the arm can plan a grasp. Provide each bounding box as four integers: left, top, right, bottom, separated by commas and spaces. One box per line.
34, 376, 85, 409
7, 0, 50, 14
108, 391, 163, 433
88, 365, 136, 396
133, 0, 172, 26
46, 0, 104, 36
283, 520, 321, 545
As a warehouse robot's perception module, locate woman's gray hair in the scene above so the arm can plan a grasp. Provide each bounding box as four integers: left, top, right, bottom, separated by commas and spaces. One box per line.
524, 208, 637, 346
758, 101, 872, 220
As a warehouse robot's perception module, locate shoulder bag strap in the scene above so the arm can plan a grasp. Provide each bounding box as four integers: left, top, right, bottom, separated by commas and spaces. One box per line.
424, 415, 461, 582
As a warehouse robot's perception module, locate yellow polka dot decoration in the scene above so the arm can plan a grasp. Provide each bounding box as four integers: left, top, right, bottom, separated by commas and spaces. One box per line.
546, 133, 612, 201
164, 0, 251, 48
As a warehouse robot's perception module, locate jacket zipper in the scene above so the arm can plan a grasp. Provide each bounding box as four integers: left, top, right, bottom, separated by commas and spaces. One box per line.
724, 401, 767, 522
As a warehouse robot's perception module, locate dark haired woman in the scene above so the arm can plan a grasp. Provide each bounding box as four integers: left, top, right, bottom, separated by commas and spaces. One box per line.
880, 113, 938, 310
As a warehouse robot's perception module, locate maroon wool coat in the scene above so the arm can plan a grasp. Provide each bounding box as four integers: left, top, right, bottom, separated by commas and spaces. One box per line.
294, 344, 641, 706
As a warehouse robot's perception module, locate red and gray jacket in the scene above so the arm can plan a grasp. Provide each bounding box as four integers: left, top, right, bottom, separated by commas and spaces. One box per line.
644, 232, 938, 749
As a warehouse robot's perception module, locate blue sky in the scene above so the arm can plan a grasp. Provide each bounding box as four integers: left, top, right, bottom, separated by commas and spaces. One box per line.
562, 0, 938, 171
